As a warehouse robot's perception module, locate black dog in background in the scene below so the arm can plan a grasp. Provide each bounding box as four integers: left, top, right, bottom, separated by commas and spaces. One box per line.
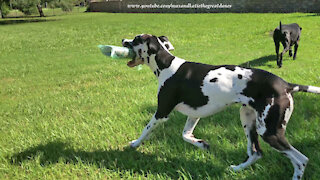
273, 22, 302, 68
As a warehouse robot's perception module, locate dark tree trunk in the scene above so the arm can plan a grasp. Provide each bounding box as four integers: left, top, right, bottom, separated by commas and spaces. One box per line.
0, 9, 3, 18
37, 4, 45, 17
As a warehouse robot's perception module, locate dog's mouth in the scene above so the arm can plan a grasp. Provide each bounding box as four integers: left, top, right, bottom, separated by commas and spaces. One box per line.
127, 54, 140, 68
122, 39, 143, 68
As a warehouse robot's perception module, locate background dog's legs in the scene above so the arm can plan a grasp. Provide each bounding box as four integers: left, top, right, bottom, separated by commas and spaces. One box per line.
230, 106, 262, 171
275, 41, 280, 64
289, 46, 293, 57
293, 43, 299, 60
130, 114, 168, 148
279, 41, 290, 67
182, 117, 209, 150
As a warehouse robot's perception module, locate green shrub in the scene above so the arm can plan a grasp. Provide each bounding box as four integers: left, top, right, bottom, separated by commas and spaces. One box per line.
59, 0, 73, 12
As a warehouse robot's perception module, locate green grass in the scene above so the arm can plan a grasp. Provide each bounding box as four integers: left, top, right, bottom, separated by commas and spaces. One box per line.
1, 12, 320, 179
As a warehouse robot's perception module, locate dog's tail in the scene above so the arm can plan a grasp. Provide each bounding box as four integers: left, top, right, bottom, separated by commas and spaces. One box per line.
279, 21, 282, 31
289, 83, 320, 94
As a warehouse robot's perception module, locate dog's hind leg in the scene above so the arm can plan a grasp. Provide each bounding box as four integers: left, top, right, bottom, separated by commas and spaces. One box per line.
262, 134, 308, 180
230, 106, 262, 171
261, 95, 308, 180
182, 117, 209, 150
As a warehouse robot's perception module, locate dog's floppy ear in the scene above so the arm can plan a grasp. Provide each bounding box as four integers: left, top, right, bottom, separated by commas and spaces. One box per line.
158, 36, 175, 51
146, 36, 160, 55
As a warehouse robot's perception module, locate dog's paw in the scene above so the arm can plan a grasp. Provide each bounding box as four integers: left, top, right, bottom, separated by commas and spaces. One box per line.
289, 51, 293, 57
230, 164, 243, 172
129, 140, 140, 148
198, 140, 210, 150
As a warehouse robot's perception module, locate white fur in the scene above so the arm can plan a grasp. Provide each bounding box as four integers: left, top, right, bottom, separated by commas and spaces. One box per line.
307, 86, 320, 94
283, 93, 294, 129
256, 98, 274, 135
158, 57, 185, 93
175, 67, 254, 118
182, 117, 208, 149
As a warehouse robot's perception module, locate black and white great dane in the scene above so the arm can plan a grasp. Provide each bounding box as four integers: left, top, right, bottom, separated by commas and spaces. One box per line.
122, 34, 320, 180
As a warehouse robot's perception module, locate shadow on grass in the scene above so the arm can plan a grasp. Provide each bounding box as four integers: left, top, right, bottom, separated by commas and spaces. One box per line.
10, 141, 225, 178
0, 18, 57, 25
239, 54, 276, 68
289, 13, 320, 18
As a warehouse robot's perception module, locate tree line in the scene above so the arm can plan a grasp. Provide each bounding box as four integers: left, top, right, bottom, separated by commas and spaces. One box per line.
0, 0, 87, 18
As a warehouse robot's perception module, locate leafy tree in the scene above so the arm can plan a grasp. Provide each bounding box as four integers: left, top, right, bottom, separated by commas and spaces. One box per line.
0, 0, 10, 18
12, 0, 41, 16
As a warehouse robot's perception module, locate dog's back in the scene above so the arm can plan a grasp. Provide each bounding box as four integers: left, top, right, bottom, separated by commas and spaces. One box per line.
273, 23, 302, 43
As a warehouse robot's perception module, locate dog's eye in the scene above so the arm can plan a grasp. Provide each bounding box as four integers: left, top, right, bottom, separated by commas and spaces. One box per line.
132, 37, 143, 46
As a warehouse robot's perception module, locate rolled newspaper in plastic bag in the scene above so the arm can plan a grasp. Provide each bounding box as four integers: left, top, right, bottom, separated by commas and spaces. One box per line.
98, 45, 142, 70
98, 45, 135, 59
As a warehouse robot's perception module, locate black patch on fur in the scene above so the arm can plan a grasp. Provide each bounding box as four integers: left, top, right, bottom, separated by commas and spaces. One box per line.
198, 140, 210, 150
238, 74, 243, 79
165, 44, 169, 49
218, 73, 221, 75
155, 54, 174, 70
138, 49, 142, 57
210, 77, 218, 83
132, 36, 143, 46
249, 127, 262, 155
147, 57, 150, 63
154, 71, 157, 76
297, 164, 301, 170
156, 69, 160, 76
225, 65, 236, 71
244, 125, 247, 128
243, 156, 249, 163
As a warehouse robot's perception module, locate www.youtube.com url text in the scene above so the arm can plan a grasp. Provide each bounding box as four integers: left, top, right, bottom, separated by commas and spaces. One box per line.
127, 3, 232, 10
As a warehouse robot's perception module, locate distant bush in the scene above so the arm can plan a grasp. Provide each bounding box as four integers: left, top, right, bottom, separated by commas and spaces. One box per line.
59, 0, 73, 12
12, 0, 38, 15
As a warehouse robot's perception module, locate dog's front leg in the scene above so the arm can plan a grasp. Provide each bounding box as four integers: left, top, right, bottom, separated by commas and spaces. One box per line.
279, 40, 290, 67
130, 114, 168, 148
182, 117, 209, 150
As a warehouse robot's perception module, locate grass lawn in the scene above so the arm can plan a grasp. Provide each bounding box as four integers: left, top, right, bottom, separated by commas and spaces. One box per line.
0, 11, 320, 179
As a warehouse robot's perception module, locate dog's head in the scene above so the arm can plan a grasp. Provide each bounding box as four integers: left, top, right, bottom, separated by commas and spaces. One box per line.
122, 34, 174, 67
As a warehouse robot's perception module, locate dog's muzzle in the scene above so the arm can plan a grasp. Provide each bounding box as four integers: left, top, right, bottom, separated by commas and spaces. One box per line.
122, 39, 133, 49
